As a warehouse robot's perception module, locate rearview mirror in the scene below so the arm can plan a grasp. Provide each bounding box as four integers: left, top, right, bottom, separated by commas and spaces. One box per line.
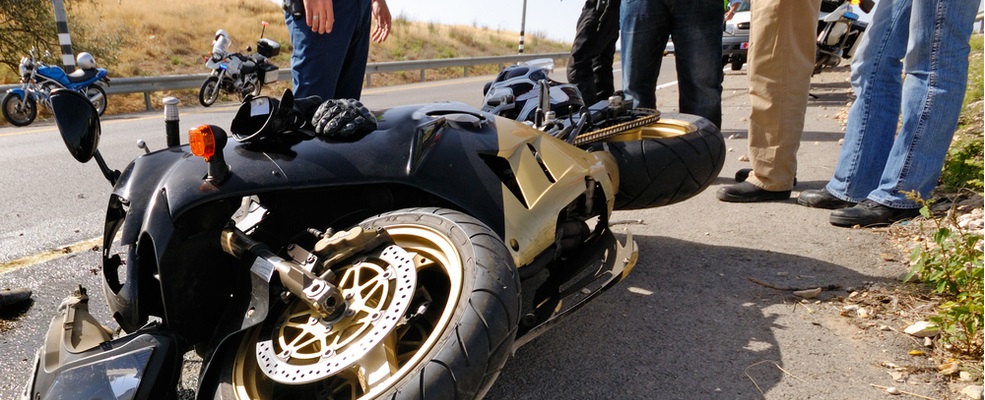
51, 89, 100, 163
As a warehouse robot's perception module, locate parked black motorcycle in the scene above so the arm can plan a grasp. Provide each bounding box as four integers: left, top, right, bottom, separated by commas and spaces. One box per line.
22, 64, 723, 398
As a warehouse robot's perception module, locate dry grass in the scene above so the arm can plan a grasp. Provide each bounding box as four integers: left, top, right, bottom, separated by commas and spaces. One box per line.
40, 0, 568, 115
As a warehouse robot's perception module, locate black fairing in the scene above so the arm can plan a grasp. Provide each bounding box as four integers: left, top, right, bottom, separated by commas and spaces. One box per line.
104, 102, 511, 337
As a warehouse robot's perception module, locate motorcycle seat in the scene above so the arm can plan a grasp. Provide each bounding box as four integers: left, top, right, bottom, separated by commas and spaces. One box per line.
67, 68, 99, 84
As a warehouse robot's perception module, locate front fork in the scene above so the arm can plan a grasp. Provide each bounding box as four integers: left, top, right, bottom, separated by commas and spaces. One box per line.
220, 225, 393, 320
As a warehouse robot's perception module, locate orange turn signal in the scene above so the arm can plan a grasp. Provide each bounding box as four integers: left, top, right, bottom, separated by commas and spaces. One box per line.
189, 125, 216, 161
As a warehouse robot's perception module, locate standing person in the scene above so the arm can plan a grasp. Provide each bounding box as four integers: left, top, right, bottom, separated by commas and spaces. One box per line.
724, 0, 742, 22
798, 0, 979, 227
620, 0, 723, 127
568, 0, 621, 107
284, 0, 391, 100
716, 0, 821, 202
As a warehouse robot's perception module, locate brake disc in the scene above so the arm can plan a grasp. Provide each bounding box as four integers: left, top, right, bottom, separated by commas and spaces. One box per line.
255, 244, 417, 385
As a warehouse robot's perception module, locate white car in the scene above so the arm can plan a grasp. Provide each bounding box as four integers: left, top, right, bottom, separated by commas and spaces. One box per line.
724, 0, 751, 36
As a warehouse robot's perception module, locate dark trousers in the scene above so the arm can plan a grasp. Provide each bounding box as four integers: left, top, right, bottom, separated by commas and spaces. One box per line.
285, 0, 372, 100
567, 0, 621, 106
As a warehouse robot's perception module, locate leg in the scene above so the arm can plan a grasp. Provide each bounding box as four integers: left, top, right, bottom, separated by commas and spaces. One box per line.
669, 0, 723, 128
569, 0, 608, 106
824, 0, 909, 203
867, 0, 979, 207
285, 0, 367, 99
620, 0, 670, 109
591, 0, 621, 102
744, 0, 821, 191
334, 0, 373, 99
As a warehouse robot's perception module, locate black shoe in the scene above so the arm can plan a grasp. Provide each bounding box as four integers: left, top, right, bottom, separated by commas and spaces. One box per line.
797, 188, 856, 209
829, 200, 921, 227
717, 181, 791, 202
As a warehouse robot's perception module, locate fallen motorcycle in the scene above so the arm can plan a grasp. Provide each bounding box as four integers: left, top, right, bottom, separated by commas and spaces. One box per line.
2, 49, 109, 126
22, 64, 723, 398
199, 24, 280, 107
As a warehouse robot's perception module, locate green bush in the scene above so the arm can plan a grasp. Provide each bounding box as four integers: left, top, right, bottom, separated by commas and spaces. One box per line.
906, 203, 984, 357
940, 138, 984, 192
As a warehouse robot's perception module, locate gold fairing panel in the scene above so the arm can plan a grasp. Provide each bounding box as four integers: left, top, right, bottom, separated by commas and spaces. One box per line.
493, 117, 617, 267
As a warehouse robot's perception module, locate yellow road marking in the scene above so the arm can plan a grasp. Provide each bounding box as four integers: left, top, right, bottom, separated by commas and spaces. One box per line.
0, 237, 103, 275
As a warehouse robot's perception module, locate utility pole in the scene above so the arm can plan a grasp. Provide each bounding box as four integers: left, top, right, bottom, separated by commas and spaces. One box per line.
51, 0, 76, 72
518, 0, 527, 54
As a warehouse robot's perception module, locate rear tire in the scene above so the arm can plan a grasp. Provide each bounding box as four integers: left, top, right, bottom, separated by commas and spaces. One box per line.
213, 207, 520, 400
589, 112, 725, 210
200, 77, 220, 107
2, 93, 37, 127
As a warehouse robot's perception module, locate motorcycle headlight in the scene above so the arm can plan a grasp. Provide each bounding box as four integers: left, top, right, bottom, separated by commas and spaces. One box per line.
41, 347, 153, 400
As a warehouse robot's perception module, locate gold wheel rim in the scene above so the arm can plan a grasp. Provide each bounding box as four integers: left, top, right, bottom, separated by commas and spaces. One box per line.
231, 222, 465, 399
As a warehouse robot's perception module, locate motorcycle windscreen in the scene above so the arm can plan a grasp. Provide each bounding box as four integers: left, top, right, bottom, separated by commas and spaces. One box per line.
41, 347, 152, 400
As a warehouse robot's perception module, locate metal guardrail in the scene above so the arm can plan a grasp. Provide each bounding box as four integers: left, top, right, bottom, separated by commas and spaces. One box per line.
0, 52, 569, 110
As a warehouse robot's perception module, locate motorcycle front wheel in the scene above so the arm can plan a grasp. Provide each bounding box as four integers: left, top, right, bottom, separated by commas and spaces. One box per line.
213, 208, 521, 400
200, 77, 221, 107
84, 84, 107, 116
1, 92, 37, 126
250, 81, 263, 97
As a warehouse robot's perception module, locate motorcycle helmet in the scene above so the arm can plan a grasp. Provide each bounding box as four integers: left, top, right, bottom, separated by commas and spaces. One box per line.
481, 61, 584, 123
213, 29, 231, 58
76, 52, 97, 70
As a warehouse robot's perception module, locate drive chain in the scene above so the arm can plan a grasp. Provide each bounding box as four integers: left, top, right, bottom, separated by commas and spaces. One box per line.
573, 108, 660, 146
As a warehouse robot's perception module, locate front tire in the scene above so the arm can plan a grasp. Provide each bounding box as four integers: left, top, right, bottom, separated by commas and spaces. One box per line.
2, 93, 37, 127
200, 76, 220, 107
84, 84, 107, 116
589, 112, 725, 209
215, 208, 521, 400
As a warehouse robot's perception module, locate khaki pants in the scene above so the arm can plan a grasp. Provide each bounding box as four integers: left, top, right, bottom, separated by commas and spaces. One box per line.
746, 0, 822, 191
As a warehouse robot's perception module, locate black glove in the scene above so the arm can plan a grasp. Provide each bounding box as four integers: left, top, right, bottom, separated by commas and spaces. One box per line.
312, 99, 377, 140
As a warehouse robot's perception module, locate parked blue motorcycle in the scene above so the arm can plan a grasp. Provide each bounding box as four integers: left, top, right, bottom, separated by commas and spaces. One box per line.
2, 49, 110, 126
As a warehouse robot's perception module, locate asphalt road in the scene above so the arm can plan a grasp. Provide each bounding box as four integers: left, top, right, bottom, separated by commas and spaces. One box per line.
0, 63, 936, 399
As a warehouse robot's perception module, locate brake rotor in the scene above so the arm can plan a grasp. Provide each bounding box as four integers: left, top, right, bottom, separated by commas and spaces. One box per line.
255, 244, 417, 385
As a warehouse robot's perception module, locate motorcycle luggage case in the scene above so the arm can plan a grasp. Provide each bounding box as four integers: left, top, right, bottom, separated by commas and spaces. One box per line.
257, 38, 280, 58
259, 63, 279, 84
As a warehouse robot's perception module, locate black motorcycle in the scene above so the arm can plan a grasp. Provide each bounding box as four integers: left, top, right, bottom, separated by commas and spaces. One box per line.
22, 67, 723, 398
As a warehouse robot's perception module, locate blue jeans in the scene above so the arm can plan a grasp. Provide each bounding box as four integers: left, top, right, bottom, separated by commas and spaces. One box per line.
620, 0, 723, 127
285, 0, 372, 100
826, 0, 978, 208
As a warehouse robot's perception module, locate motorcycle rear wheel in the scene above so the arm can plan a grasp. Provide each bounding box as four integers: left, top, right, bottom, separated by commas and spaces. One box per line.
200, 77, 221, 107
214, 208, 520, 400
1, 92, 37, 126
84, 84, 107, 116
589, 112, 725, 210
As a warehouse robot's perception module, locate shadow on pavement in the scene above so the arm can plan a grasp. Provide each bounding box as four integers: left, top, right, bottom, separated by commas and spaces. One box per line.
488, 235, 894, 400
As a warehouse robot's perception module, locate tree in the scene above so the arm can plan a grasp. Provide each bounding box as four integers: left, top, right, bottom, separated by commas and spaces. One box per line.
0, 0, 59, 79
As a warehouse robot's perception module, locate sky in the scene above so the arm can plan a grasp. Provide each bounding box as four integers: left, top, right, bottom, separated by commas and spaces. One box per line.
386, 0, 584, 44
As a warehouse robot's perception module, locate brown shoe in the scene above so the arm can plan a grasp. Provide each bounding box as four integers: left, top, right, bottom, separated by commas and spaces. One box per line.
797, 189, 856, 209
